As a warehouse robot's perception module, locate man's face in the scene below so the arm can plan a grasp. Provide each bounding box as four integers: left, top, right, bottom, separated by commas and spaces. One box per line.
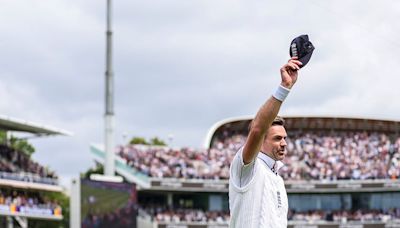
262, 125, 288, 161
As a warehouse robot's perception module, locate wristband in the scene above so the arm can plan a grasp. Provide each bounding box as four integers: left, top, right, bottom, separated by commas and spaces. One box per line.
272, 85, 290, 102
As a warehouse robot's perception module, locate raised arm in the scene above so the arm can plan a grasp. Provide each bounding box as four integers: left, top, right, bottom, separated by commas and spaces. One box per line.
242, 58, 302, 164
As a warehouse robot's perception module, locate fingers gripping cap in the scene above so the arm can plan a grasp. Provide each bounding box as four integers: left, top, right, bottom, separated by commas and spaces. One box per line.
289, 34, 315, 68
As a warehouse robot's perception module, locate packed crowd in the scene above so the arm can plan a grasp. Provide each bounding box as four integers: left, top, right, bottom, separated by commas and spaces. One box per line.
388, 137, 400, 179
118, 131, 400, 180
141, 206, 400, 223
154, 209, 229, 223
288, 208, 400, 222
141, 205, 229, 223
82, 203, 137, 228
0, 189, 62, 216
118, 145, 232, 180
281, 132, 399, 180
0, 145, 58, 181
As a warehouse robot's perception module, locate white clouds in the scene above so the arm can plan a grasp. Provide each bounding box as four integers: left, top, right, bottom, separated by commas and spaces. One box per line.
1, 0, 400, 187
0, 80, 37, 114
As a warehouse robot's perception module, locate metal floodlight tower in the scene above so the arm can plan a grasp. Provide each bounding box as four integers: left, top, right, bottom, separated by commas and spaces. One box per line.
104, 0, 115, 176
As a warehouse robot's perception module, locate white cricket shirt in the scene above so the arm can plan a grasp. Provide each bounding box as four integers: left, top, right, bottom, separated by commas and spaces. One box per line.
229, 148, 288, 228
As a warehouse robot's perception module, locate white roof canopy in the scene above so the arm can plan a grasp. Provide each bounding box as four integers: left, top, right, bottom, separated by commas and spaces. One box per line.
0, 114, 72, 136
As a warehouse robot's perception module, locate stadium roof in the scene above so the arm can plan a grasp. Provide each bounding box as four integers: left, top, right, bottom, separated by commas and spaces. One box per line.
204, 115, 400, 148
0, 114, 72, 136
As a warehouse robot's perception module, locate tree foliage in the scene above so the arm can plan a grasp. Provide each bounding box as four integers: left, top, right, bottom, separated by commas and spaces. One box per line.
0, 130, 6, 145
149, 137, 167, 146
81, 163, 104, 179
129, 137, 148, 145
9, 136, 35, 157
129, 136, 167, 146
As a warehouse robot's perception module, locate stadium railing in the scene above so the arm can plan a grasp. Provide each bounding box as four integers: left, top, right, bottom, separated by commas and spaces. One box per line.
0, 203, 63, 220
90, 144, 151, 188
0, 171, 58, 186
0, 204, 62, 220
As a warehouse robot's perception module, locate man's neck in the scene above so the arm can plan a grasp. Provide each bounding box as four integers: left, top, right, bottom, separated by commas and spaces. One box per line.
261, 151, 277, 161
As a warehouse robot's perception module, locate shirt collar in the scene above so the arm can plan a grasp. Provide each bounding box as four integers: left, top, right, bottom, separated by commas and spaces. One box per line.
257, 152, 285, 174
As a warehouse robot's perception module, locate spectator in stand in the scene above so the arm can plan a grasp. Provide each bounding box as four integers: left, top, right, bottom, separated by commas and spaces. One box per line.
0, 189, 61, 217
140, 204, 400, 223
0, 145, 57, 180
288, 208, 400, 222
82, 202, 137, 228
118, 131, 399, 181
280, 132, 393, 180
388, 138, 400, 179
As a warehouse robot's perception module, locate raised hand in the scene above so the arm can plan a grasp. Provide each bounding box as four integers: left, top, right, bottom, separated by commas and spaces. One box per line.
280, 57, 302, 89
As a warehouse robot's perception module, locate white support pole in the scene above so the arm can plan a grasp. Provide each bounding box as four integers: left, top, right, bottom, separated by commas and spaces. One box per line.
70, 178, 81, 228
104, 0, 115, 176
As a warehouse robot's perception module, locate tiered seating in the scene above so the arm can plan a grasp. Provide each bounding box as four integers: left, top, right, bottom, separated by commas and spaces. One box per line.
0, 189, 61, 217
140, 205, 400, 223
0, 145, 58, 185
118, 131, 400, 180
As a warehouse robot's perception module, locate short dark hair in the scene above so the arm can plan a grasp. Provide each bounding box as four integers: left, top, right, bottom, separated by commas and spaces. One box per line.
247, 116, 285, 132
271, 116, 285, 127
265, 116, 285, 140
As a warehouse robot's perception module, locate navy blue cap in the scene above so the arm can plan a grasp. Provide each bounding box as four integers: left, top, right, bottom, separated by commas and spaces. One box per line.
289, 35, 315, 68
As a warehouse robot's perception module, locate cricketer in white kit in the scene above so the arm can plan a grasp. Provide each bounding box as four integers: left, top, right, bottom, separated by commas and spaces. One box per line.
229, 57, 303, 228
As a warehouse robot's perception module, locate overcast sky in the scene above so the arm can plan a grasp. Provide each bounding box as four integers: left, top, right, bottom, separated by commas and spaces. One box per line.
1, 0, 400, 188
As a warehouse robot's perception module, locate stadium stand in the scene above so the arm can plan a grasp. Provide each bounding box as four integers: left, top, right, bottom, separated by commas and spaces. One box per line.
140, 206, 400, 223
118, 145, 231, 180
0, 115, 70, 227
117, 130, 399, 181
288, 209, 400, 223
0, 145, 58, 185
0, 188, 62, 217
152, 209, 230, 223
92, 116, 400, 227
